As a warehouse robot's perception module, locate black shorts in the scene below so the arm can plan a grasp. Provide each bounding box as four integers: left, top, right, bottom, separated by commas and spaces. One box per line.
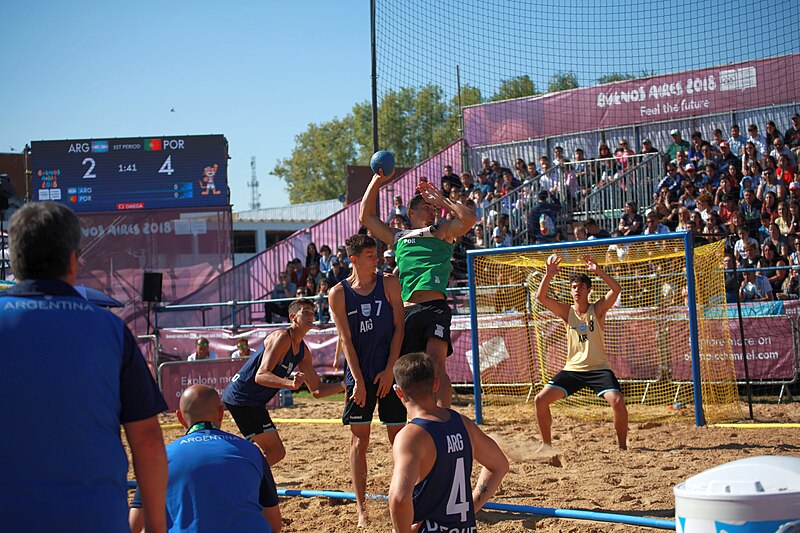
545, 369, 621, 398
225, 403, 277, 438
401, 300, 453, 356
343, 381, 406, 425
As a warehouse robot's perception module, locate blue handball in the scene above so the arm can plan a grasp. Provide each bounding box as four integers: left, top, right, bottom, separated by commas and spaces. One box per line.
370, 150, 395, 175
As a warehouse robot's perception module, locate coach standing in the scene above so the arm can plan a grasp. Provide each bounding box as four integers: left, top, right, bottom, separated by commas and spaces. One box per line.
0, 202, 168, 532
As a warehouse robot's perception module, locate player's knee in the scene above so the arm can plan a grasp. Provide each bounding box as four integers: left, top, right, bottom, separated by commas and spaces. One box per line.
606, 393, 626, 410
270, 444, 286, 464
350, 432, 370, 453
533, 392, 551, 409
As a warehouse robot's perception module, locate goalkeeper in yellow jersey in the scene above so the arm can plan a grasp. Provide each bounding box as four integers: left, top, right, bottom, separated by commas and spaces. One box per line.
535, 253, 628, 450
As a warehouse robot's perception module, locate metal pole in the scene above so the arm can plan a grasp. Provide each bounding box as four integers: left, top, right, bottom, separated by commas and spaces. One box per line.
370, 0, 380, 221
456, 64, 469, 175
683, 231, 706, 426
732, 259, 755, 419
467, 252, 483, 424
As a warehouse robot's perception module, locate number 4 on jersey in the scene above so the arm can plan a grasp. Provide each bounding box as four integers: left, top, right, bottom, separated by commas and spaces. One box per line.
159, 155, 174, 176
446, 456, 469, 521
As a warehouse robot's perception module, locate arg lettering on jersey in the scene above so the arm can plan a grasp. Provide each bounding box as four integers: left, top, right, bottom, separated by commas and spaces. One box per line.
446, 433, 464, 453
360, 319, 373, 333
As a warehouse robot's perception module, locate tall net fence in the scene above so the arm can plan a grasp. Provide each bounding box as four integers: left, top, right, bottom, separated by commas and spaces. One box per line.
469, 237, 741, 424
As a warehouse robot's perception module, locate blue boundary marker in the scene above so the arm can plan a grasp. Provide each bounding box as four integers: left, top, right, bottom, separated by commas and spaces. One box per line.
126, 482, 675, 529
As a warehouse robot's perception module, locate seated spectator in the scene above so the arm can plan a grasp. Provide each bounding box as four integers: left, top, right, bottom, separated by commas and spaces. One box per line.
718, 194, 737, 225
553, 145, 570, 165
129, 385, 281, 533
759, 242, 788, 294
777, 154, 796, 184
743, 141, 762, 168
728, 124, 746, 157
188, 337, 219, 361
305, 243, 321, 270
785, 113, 800, 158
703, 212, 727, 243
319, 245, 334, 275
690, 210, 705, 234
667, 129, 691, 162
475, 171, 493, 197
739, 188, 763, 233
656, 163, 682, 200
675, 206, 692, 232
714, 176, 735, 207
514, 158, 529, 182
460, 172, 475, 195
678, 181, 698, 211
717, 141, 740, 173
384, 195, 410, 225
295, 287, 307, 298
701, 161, 721, 187
304, 277, 317, 297
537, 156, 559, 195
640, 138, 659, 154
315, 278, 332, 322
335, 245, 351, 270
441, 164, 462, 190
287, 258, 307, 288
734, 228, 759, 260
762, 190, 780, 222
326, 258, 348, 287
614, 139, 635, 174
724, 253, 742, 303
653, 186, 676, 228
687, 132, 706, 167
695, 193, 716, 224
766, 121, 782, 149
746, 124, 769, 156
584, 217, 611, 239
573, 223, 589, 240
618, 201, 643, 235
307, 262, 323, 286
265, 271, 297, 323
382, 249, 397, 275
778, 267, 800, 300
789, 202, 800, 234
757, 212, 773, 242
756, 168, 786, 202
643, 211, 670, 235
527, 190, 559, 243
492, 213, 512, 247
739, 269, 773, 302
739, 240, 762, 270
231, 339, 252, 360
775, 201, 793, 234
771, 137, 797, 169
711, 128, 726, 152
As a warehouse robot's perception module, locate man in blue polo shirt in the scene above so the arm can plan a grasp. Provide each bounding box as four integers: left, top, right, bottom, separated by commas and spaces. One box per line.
130, 385, 281, 532
0, 202, 168, 533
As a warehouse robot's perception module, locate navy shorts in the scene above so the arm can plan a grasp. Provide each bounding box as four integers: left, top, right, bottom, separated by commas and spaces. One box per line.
401, 300, 453, 356
545, 369, 621, 398
343, 381, 406, 425
225, 403, 277, 438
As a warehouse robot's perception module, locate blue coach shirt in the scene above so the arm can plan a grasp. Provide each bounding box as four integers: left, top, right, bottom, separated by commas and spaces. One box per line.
132, 422, 279, 532
0, 279, 167, 533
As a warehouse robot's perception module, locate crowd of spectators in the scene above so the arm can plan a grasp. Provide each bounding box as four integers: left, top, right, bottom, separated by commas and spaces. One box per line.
264, 113, 800, 319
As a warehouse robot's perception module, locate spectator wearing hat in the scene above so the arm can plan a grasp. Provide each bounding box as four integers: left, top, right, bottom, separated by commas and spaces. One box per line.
327, 257, 348, 287
788, 181, 800, 202
382, 249, 397, 274
784, 114, 800, 157
666, 129, 691, 161
683, 162, 699, 186
640, 139, 659, 155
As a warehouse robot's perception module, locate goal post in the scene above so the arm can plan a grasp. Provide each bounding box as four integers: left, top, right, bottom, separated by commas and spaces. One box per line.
466, 232, 741, 427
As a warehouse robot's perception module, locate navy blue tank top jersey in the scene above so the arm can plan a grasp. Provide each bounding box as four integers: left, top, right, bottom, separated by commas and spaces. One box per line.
411, 410, 476, 532
342, 274, 394, 386
222, 330, 304, 407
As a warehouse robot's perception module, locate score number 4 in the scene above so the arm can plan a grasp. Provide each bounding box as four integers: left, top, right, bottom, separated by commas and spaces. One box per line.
81, 155, 175, 179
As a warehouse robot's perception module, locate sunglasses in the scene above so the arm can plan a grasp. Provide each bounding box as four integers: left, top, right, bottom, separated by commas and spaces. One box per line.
197, 342, 209, 347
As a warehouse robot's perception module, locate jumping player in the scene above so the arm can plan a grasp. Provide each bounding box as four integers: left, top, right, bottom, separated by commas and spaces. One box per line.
534, 254, 628, 450
222, 298, 344, 465
328, 234, 405, 527
388, 353, 508, 533
361, 171, 477, 407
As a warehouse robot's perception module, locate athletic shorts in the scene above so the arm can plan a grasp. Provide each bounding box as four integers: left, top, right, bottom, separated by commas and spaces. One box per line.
343, 381, 406, 425
545, 369, 621, 398
401, 300, 453, 356
225, 403, 277, 438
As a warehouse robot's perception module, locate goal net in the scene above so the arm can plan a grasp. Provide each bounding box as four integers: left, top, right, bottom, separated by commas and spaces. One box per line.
466, 233, 741, 425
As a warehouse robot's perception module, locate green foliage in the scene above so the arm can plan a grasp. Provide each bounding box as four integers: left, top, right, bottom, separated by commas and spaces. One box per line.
597, 72, 637, 85
547, 71, 579, 93
490, 75, 537, 101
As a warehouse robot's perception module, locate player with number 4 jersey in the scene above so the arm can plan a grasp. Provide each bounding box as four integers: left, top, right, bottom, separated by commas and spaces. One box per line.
389, 353, 508, 533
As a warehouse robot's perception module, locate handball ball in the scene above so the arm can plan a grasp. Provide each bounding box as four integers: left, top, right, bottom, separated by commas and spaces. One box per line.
370, 150, 395, 175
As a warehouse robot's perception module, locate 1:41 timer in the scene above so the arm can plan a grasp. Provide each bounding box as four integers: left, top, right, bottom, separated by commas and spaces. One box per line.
118, 163, 138, 172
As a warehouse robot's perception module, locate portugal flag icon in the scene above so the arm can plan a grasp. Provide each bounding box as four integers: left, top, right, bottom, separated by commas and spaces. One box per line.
145, 139, 162, 151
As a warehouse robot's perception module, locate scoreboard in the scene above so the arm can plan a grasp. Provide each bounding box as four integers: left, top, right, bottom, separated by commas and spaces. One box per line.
30, 135, 228, 212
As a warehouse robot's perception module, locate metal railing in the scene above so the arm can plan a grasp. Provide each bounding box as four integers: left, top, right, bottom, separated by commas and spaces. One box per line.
481, 153, 663, 244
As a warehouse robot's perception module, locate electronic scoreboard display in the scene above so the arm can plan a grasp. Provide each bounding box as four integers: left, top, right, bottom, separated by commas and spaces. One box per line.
30, 135, 228, 212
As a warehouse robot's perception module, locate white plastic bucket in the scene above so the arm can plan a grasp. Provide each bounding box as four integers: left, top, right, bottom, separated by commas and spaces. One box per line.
674, 456, 800, 532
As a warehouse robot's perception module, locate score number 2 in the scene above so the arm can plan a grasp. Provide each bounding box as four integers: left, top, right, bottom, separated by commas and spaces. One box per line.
82, 157, 96, 179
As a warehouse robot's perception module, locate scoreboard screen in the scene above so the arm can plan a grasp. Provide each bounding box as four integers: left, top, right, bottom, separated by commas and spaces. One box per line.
31, 135, 228, 212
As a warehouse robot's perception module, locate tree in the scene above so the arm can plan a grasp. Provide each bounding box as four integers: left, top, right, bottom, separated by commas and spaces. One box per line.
547, 71, 579, 93
490, 75, 537, 101
597, 73, 636, 85
272, 116, 359, 204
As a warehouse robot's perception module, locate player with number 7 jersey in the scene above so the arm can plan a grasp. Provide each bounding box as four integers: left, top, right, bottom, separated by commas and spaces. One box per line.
389, 353, 508, 533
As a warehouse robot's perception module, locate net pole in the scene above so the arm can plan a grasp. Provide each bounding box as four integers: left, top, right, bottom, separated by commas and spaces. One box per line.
467, 252, 483, 424
731, 259, 755, 419
684, 231, 706, 427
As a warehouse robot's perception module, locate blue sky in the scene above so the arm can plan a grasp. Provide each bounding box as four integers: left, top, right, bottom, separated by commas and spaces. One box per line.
1, 1, 370, 209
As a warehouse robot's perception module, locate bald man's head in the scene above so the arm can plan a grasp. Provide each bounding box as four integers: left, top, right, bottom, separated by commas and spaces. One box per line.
178, 385, 223, 427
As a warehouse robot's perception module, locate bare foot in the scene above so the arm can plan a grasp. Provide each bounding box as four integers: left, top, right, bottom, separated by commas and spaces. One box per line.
357, 512, 368, 528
